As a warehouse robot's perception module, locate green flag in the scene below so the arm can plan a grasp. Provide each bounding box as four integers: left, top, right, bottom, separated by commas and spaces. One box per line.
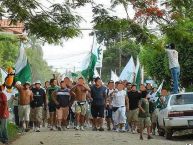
15, 43, 32, 84
135, 56, 141, 90
81, 36, 101, 81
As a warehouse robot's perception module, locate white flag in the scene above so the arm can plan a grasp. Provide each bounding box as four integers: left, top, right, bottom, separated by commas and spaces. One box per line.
0, 68, 7, 84
119, 56, 136, 83
111, 70, 119, 82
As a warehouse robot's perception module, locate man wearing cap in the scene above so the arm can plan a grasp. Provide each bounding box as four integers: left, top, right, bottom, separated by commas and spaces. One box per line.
15, 81, 33, 132
127, 84, 141, 133
70, 77, 91, 131
31, 80, 46, 132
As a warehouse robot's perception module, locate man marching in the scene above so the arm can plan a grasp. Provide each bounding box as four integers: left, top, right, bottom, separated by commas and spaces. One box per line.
52, 81, 73, 131
70, 77, 91, 131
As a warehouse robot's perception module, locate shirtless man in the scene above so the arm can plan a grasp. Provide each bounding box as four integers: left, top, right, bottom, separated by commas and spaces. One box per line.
15, 81, 33, 132
70, 77, 91, 131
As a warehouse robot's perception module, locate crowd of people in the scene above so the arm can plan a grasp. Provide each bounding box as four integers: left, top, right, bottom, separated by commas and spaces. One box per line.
0, 76, 171, 144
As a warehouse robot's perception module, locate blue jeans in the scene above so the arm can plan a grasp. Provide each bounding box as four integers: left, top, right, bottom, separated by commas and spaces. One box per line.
0, 119, 8, 142
171, 67, 180, 94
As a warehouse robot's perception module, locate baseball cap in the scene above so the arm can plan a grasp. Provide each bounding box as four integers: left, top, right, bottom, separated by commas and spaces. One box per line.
35, 80, 41, 85
24, 81, 31, 85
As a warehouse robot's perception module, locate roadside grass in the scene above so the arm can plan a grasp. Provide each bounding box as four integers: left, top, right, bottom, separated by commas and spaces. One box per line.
7, 122, 19, 142
185, 85, 193, 92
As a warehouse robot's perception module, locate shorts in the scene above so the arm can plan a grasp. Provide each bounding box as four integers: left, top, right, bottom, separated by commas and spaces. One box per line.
30, 107, 43, 122
48, 102, 56, 113
128, 108, 139, 123
139, 117, 151, 128
19, 105, 30, 122
91, 105, 104, 118
75, 102, 87, 116
112, 107, 126, 125
56, 107, 69, 120
106, 108, 112, 119
42, 108, 49, 120
151, 109, 158, 123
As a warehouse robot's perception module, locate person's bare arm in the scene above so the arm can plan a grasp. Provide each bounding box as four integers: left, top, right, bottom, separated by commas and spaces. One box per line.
70, 86, 77, 99
83, 85, 91, 92
15, 83, 22, 91
52, 91, 59, 105
138, 101, 145, 113
30, 91, 33, 102
125, 96, 129, 112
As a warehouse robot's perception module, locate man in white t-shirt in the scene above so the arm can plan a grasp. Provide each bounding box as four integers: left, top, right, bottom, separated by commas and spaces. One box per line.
111, 81, 129, 132
165, 43, 180, 94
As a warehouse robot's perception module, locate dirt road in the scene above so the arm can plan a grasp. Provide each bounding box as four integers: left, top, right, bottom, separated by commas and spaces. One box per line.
11, 128, 192, 145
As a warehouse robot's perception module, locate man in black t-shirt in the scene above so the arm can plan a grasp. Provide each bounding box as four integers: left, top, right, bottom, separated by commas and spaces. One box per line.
91, 77, 107, 131
127, 84, 141, 133
31, 80, 46, 132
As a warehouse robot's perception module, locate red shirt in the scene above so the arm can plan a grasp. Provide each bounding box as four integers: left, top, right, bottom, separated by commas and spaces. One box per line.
0, 92, 9, 118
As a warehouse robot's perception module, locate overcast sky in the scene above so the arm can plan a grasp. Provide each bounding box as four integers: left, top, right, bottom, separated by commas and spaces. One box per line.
42, 0, 134, 73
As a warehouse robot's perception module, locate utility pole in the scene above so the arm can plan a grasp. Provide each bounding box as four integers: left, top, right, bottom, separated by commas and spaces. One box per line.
118, 31, 123, 75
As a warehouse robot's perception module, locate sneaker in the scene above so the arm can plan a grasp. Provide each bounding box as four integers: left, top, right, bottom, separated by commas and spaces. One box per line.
36, 128, 40, 132
25, 128, 30, 132
75, 126, 80, 130
92, 127, 97, 131
107, 128, 111, 131
152, 130, 156, 135
98, 127, 104, 131
80, 126, 85, 131
58, 127, 62, 131
2, 140, 9, 145
147, 135, 153, 140
66, 125, 70, 129
140, 136, 143, 140
121, 128, 126, 132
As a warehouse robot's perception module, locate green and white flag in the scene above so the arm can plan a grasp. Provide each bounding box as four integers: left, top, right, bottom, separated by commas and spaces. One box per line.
81, 36, 100, 81
156, 80, 164, 97
135, 56, 141, 90
15, 43, 32, 84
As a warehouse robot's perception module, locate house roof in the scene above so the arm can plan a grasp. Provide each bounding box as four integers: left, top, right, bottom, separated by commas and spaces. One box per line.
0, 19, 24, 34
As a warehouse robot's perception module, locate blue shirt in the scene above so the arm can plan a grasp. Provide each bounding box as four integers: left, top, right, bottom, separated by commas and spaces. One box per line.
91, 85, 106, 106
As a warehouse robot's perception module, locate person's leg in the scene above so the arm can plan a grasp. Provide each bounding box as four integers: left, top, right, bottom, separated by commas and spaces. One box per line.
1, 119, 8, 143
25, 105, 31, 132
98, 105, 104, 130
146, 117, 153, 139
36, 107, 43, 131
14, 106, 20, 126
119, 107, 126, 132
63, 107, 69, 128
91, 105, 98, 130
171, 67, 180, 94
139, 118, 144, 140
56, 108, 63, 131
